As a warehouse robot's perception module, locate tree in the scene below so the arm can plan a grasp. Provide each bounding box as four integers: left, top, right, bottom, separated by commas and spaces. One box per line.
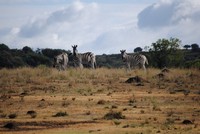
22, 53, 52, 67
35, 48, 42, 54
0, 51, 14, 68
191, 43, 199, 52
134, 47, 143, 52
149, 38, 182, 68
0, 43, 10, 51
41, 48, 71, 59
42, 48, 63, 58
183, 45, 191, 50
144, 46, 150, 52
22, 46, 33, 53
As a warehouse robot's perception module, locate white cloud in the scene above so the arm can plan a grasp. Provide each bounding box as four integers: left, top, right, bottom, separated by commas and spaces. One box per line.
137, 0, 200, 48
11, 27, 20, 35
138, 0, 200, 28
81, 21, 161, 54
0, 0, 200, 55
0, 0, 69, 5
18, 1, 98, 38
1, 0, 144, 54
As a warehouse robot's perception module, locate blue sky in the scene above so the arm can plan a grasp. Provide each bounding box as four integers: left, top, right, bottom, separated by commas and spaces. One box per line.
0, 0, 156, 5
0, 0, 200, 54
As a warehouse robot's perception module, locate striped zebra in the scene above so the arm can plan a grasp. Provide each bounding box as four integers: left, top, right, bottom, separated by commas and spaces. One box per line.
120, 50, 148, 71
53, 53, 68, 71
72, 45, 96, 69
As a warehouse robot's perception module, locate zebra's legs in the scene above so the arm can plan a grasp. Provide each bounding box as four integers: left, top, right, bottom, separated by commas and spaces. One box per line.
91, 61, 96, 69
90, 57, 96, 69
142, 65, 146, 70
142, 64, 146, 72
61, 65, 64, 71
94, 61, 97, 69
126, 63, 131, 71
91, 62, 94, 69
58, 65, 62, 71
62, 64, 67, 71
79, 63, 83, 69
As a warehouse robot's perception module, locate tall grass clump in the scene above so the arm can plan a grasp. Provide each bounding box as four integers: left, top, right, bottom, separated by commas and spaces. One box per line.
37, 65, 53, 77
103, 111, 125, 120
50, 68, 73, 80
0, 68, 13, 88
53, 111, 68, 117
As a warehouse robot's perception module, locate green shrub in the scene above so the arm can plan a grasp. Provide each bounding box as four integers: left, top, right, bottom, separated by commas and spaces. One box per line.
184, 59, 200, 69
103, 111, 125, 120
53, 111, 68, 117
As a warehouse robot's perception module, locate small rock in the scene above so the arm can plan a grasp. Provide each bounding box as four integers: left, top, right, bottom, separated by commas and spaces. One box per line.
40, 99, 45, 101
27, 110, 36, 115
4, 122, 17, 129
182, 119, 193, 124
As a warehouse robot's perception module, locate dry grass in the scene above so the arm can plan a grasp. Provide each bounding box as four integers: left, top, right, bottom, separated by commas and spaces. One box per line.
0, 67, 200, 134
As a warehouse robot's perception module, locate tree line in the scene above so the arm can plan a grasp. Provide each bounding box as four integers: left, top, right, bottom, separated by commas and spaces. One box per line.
0, 38, 200, 69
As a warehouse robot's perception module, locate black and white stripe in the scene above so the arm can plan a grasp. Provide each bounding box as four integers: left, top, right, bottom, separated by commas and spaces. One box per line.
120, 50, 148, 71
72, 45, 96, 69
53, 53, 68, 71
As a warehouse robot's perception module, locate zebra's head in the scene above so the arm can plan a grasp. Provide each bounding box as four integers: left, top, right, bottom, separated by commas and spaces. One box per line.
120, 50, 127, 61
53, 54, 63, 67
72, 45, 78, 56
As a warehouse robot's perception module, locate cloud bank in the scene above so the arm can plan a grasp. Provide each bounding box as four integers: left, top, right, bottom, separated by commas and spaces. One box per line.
0, 0, 200, 54
19, 1, 98, 38
1, 1, 99, 50
138, 0, 200, 28
136, 0, 200, 50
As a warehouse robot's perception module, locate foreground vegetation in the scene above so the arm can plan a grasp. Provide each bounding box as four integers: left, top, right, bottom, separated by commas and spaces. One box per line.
0, 67, 200, 134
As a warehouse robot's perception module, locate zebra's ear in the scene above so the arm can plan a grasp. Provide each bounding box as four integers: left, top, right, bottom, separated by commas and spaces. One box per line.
54, 57, 56, 61
75, 45, 78, 47
72, 45, 76, 48
120, 50, 125, 53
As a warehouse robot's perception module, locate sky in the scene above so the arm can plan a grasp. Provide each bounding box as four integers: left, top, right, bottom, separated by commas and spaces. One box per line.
0, 0, 200, 54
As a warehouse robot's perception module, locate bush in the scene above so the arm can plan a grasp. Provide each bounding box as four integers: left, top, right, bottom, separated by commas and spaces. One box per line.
3, 122, 17, 129
53, 111, 68, 117
184, 59, 200, 69
103, 111, 125, 120
0, 113, 7, 118
27, 110, 37, 118
97, 100, 106, 105
8, 113, 17, 119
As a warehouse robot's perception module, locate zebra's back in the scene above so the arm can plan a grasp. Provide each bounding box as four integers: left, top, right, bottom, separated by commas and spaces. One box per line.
126, 54, 147, 69
73, 52, 96, 68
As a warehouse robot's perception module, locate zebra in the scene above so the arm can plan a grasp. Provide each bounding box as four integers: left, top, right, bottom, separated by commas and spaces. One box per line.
120, 50, 148, 71
72, 45, 96, 69
53, 52, 68, 71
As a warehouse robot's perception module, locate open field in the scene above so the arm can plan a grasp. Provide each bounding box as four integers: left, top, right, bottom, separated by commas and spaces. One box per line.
0, 67, 200, 134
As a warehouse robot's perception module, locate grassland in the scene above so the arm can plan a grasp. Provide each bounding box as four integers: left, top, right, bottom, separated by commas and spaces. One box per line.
0, 67, 200, 134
